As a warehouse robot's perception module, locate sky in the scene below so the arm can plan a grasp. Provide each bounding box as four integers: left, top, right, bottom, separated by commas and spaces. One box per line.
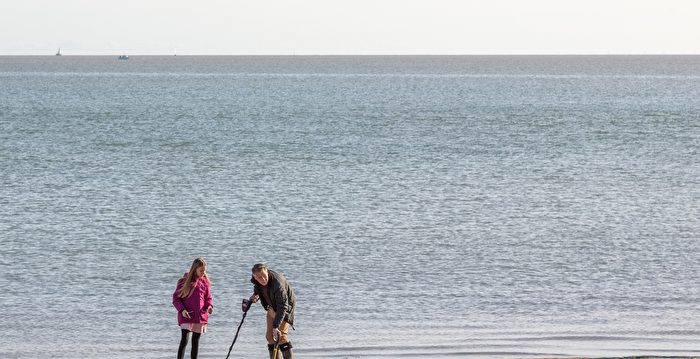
1, 0, 699, 55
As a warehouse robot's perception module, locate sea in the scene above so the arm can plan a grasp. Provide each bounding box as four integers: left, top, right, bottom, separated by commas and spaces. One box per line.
0, 55, 698, 358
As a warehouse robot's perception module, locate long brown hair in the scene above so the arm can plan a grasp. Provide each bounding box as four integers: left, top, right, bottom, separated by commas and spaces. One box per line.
178, 257, 209, 298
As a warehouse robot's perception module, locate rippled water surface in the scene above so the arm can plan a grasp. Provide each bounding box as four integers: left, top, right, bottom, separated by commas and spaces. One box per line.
1, 55, 698, 358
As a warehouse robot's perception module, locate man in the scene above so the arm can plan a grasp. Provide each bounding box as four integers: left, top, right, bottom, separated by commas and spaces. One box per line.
244, 263, 296, 359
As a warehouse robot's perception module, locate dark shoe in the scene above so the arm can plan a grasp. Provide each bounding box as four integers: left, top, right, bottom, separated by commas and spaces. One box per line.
280, 342, 293, 359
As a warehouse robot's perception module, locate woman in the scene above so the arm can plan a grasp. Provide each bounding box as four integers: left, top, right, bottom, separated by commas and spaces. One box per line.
172, 257, 213, 359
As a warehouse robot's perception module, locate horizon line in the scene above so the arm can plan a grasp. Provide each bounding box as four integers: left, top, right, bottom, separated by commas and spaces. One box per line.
2, 53, 700, 57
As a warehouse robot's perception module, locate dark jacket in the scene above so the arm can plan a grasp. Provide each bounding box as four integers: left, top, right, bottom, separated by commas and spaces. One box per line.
251, 270, 296, 328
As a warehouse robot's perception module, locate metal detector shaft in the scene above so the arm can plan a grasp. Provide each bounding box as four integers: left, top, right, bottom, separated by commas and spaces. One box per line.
272, 338, 280, 359
224, 303, 252, 359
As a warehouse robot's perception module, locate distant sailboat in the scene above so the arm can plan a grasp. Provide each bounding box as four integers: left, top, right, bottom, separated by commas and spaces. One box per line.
55, 48, 62, 56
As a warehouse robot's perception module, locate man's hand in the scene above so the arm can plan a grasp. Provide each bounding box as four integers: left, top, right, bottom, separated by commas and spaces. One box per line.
272, 327, 281, 342
242, 294, 259, 312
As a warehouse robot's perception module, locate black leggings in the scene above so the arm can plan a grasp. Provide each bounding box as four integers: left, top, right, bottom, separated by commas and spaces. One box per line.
177, 329, 201, 359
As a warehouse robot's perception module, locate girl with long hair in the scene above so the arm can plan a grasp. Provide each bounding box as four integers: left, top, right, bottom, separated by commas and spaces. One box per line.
172, 257, 213, 359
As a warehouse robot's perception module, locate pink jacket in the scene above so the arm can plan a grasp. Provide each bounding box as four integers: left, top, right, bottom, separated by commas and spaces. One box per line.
172, 273, 213, 325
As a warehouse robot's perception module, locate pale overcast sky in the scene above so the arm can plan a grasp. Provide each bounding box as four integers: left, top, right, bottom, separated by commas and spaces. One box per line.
1, 0, 698, 55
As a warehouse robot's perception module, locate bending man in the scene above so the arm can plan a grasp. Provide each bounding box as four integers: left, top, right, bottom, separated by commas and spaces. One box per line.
245, 263, 296, 359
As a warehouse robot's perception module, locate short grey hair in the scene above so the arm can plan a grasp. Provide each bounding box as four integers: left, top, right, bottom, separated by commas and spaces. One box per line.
251, 263, 268, 273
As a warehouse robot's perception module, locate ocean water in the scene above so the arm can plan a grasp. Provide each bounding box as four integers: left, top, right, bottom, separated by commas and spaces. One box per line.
0, 55, 698, 358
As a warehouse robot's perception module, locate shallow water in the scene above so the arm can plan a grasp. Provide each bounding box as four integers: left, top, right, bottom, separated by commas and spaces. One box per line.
0, 55, 698, 358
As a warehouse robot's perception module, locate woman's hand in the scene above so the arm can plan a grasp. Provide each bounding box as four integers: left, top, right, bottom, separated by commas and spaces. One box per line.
207, 306, 213, 314
181, 309, 191, 319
